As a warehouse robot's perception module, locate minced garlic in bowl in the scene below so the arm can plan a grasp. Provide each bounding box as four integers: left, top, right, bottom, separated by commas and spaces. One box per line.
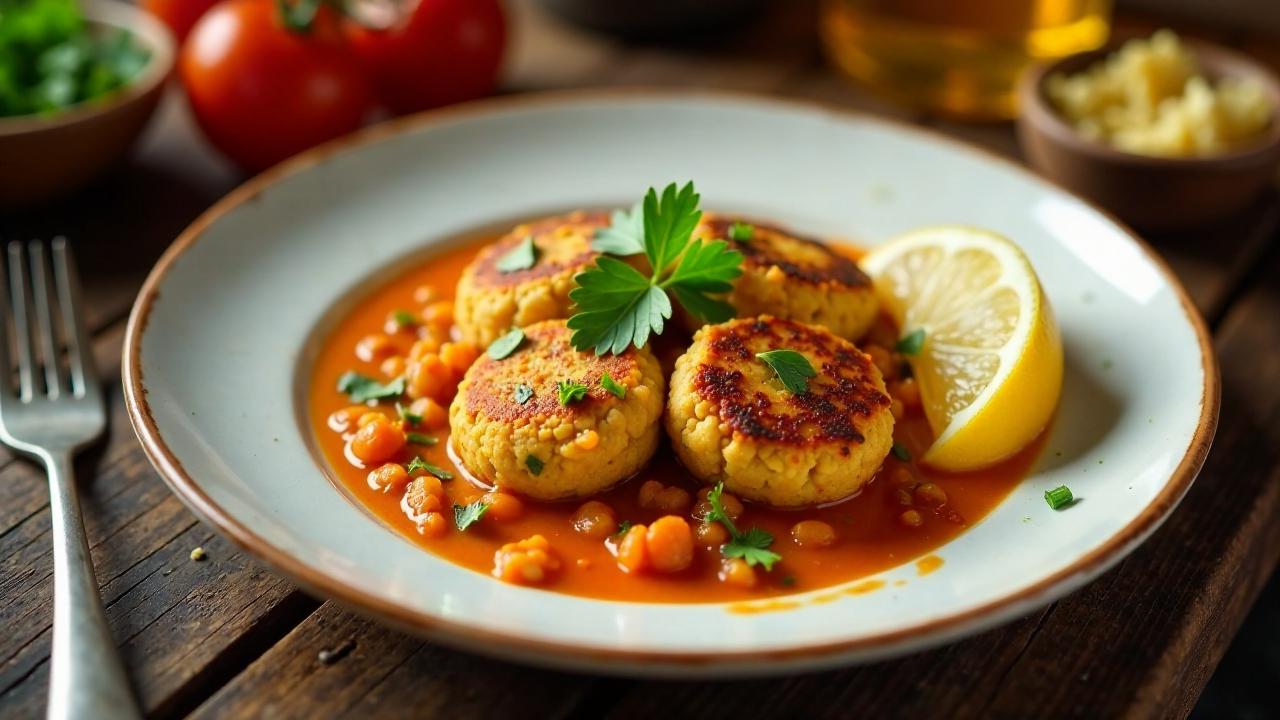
1046, 30, 1274, 157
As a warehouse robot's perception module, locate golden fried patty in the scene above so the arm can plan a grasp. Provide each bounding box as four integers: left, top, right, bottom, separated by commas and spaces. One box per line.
690, 214, 879, 340
454, 211, 608, 347
449, 320, 664, 500
666, 315, 894, 507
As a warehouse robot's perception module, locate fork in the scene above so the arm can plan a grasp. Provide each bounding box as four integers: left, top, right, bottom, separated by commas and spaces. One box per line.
0, 240, 140, 720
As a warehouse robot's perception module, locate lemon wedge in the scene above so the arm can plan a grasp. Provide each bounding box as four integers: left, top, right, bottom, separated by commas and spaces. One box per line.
860, 226, 1063, 471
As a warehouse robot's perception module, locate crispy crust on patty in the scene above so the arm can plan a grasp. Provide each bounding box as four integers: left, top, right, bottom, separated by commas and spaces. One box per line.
698, 217, 872, 288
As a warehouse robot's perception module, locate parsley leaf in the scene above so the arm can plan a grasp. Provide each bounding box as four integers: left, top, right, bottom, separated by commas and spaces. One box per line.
600, 372, 626, 399
405, 456, 452, 480
756, 349, 817, 394
396, 402, 421, 426
557, 380, 588, 405
392, 309, 417, 328
513, 383, 534, 405
337, 372, 405, 403
723, 527, 781, 571
615, 520, 634, 537
568, 182, 743, 355
495, 235, 539, 273
487, 328, 525, 360
406, 432, 438, 447
705, 482, 781, 571
453, 501, 489, 531
897, 328, 926, 356
525, 455, 545, 476
728, 222, 754, 242
592, 204, 645, 256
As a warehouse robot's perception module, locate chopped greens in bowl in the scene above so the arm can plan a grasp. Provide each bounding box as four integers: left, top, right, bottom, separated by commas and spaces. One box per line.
0, 0, 151, 118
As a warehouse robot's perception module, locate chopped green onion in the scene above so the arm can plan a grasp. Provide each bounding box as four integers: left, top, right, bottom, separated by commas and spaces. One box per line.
1044, 485, 1074, 510
557, 380, 588, 405
600, 372, 626, 399
406, 432, 437, 446
525, 455, 545, 476
728, 222, 754, 242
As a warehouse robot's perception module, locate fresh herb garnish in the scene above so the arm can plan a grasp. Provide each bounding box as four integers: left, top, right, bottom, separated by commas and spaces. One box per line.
600, 372, 626, 399
728, 222, 754, 242
568, 182, 743, 354
891, 442, 911, 461
615, 519, 634, 537
453, 501, 489, 531
557, 380, 589, 405
392, 309, 417, 328
337, 372, 405, 403
1045, 485, 1074, 510
407, 432, 438, 447
514, 383, 534, 405
781, 575, 797, 587
495, 235, 539, 273
525, 455, 545, 476
756, 349, 816, 394
897, 329, 926, 356
487, 328, 525, 360
396, 402, 421, 426
591, 203, 645, 256
705, 482, 781, 571
405, 456, 452, 480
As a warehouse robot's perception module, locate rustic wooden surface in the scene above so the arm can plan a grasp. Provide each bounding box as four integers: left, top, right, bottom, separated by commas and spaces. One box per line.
2, 2, 1278, 718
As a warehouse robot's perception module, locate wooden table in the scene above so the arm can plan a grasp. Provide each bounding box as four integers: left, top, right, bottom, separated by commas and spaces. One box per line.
3, 3, 1278, 718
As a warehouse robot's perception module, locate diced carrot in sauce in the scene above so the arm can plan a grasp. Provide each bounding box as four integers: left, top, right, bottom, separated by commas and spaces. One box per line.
367, 463, 409, 494
481, 491, 524, 522
719, 558, 757, 588
572, 501, 617, 539
350, 416, 406, 464
327, 405, 369, 433
646, 516, 693, 573
616, 524, 649, 574
421, 301, 454, 329
355, 333, 396, 363
790, 520, 836, 548
695, 521, 729, 547
493, 535, 560, 585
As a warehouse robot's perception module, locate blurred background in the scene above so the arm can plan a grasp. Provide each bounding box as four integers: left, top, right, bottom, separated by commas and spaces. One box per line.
1, 1, 1277, 716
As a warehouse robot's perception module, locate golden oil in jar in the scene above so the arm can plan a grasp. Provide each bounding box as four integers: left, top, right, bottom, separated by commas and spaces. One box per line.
820, 0, 1112, 120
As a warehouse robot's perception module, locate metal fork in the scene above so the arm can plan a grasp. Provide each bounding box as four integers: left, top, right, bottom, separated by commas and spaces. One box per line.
0, 240, 140, 720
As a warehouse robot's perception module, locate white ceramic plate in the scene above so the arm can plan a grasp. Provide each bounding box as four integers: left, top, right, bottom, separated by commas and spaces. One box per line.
124, 92, 1217, 677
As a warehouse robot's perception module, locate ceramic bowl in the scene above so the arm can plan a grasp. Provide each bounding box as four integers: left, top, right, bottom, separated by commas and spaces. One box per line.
1017, 39, 1280, 230
0, 0, 175, 209
124, 91, 1217, 676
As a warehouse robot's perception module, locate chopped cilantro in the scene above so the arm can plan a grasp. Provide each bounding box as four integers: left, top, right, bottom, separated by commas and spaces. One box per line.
525, 454, 545, 476
487, 328, 525, 360
405, 456, 452, 480
756, 349, 816, 394
514, 383, 534, 405
453, 501, 489, 531
337, 372, 405, 403
591, 203, 645, 256
615, 520, 634, 537
495, 235, 539, 273
396, 402, 421, 426
406, 432, 438, 447
600, 372, 626, 399
568, 182, 743, 354
392, 309, 417, 328
705, 482, 781, 571
896, 329, 926, 356
557, 380, 589, 405
891, 442, 911, 461
727, 222, 754, 242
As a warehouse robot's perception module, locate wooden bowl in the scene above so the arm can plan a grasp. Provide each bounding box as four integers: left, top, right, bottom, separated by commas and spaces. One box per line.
0, 0, 175, 210
1017, 39, 1280, 230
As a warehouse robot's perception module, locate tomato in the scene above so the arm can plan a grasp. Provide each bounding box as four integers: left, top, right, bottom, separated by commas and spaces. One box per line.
141, 0, 221, 43
344, 0, 505, 115
180, 0, 374, 171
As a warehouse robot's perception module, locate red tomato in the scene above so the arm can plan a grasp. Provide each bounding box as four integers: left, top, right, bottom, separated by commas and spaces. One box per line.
344, 0, 506, 115
141, 0, 221, 43
180, 0, 374, 172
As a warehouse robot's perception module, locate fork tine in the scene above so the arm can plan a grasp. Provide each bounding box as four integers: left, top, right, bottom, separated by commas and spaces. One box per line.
51, 238, 96, 398
6, 243, 36, 402
28, 241, 65, 399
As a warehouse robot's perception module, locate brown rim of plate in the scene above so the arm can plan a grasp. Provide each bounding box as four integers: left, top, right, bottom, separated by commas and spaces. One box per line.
121, 88, 1220, 669
1018, 37, 1280, 169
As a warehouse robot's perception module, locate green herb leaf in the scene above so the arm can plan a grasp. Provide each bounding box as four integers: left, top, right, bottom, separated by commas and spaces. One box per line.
337, 372, 405, 403
557, 380, 589, 405
487, 328, 525, 360
392, 309, 417, 328
514, 383, 534, 405
615, 519, 634, 537
495, 235, 539, 273
406, 432, 438, 447
756, 349, 817, 394
897, 329, 926, 356
1045, 485, 1074, 510
728, 222, 754, 242
704, 482, 739, 536
406, 455, 452, 480
592, 204, 645, 256
525, 455, 545, 476
600, 372, 626, 399
723, 527, 782, 571
396, 402, 421, 426
568, 181, 743, 355
891, 442, 911, 461
453, 501, 489, 531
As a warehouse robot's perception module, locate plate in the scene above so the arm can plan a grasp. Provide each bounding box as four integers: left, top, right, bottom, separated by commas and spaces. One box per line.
123, 91, 1217, 676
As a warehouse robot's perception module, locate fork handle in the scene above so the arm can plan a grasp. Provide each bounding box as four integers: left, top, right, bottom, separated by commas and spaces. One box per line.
44, 451, 142, 720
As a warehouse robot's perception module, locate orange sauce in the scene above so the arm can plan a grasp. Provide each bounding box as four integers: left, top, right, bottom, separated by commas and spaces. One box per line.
306, 235, 1045, 603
